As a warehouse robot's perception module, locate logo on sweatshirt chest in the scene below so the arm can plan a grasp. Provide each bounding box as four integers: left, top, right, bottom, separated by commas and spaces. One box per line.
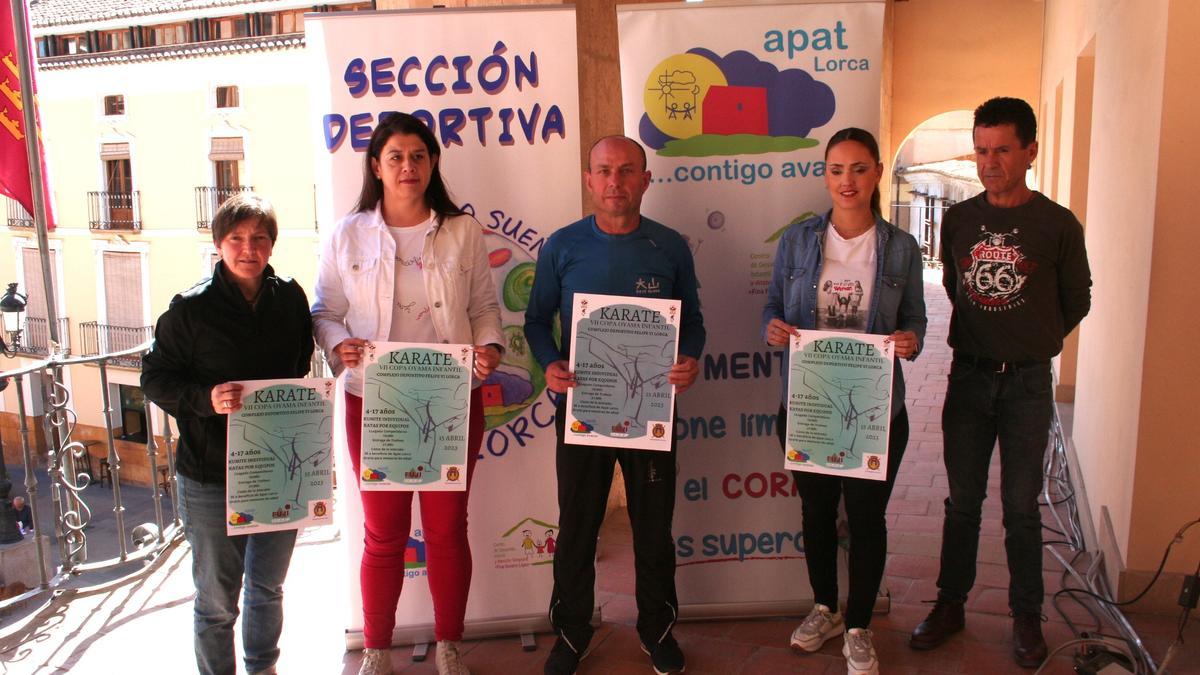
634, 277, 662, 294
959, 227, 1037, 311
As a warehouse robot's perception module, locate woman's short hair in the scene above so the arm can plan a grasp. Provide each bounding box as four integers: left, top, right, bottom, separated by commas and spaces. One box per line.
353, 112, 464, 219
211, 193, 278, 246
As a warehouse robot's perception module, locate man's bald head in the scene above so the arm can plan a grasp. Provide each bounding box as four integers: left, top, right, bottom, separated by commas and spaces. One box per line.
587, 135, 647, 172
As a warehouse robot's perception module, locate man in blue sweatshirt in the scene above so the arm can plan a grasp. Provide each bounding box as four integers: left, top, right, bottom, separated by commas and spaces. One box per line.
525, 135, 705, 675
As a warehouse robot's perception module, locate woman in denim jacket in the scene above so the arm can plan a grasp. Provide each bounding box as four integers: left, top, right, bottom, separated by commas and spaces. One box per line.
762, 128, 927, 675
312, 113, 503, 675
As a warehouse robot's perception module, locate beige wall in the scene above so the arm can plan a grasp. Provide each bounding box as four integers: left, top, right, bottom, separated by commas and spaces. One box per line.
1131, 0, 1200, 573
1041, 0, 1200, 596
887, 0, 1042, 182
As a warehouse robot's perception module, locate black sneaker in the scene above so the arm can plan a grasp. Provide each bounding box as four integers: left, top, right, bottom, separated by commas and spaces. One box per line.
544, 637, 582, 675
640, 634, 686, 674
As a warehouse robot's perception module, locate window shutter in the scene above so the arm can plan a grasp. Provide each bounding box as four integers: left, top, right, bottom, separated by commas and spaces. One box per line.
100, 142, 129, 159
209, 137, 244, 161
102, 251, 143, 328
21, 248, 58, 320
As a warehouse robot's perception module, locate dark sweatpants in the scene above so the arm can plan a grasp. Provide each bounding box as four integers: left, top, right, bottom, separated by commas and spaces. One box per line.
548, 402, 679, 653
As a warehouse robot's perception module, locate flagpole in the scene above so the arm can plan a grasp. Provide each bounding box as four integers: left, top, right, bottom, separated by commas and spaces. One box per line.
8, 0, 60, 349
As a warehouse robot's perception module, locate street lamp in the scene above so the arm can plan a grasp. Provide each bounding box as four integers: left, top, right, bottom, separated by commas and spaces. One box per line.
0, 283, 26, 357
0, 283, 24, 543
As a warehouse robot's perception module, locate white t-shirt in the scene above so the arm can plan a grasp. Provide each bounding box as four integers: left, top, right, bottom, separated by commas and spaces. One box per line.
816, 225, 877, 332
387, 215, 440, 343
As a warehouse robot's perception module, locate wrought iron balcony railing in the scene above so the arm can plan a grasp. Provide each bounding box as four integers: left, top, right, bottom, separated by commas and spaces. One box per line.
87, 191, 142, 231
0, 338, 182, 614
18, 317, 71, 357
195, 185, 255, 230
79, 322, 152, 368
6, 198, 33, 228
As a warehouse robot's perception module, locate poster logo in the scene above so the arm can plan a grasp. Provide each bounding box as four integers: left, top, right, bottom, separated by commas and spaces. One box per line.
494, 517, 558, 569
445, 465, 462, 483
227, 511, 254, 526
651, 423, 666, 439
639, 49, 834, 157
313, 501, 328, 518
866, 455, 880, 471
361, 468, 386, 482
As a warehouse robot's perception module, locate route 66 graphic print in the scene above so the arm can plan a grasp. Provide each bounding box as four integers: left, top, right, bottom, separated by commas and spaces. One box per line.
959, 226, 1037, 310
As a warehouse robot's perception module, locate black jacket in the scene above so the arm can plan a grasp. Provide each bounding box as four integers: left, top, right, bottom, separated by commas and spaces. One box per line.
141, 262, 314, 485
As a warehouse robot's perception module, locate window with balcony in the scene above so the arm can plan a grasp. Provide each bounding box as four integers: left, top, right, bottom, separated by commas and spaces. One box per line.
215, 85, 240, 109
90, 143, 140, 230
19, 247, 69, 356
5, 197, 32, 228
81, 250, 151, 367
196, 137, 249, 228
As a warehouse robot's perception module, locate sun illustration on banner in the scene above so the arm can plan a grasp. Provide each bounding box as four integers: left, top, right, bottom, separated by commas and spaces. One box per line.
640, 48, 836, 157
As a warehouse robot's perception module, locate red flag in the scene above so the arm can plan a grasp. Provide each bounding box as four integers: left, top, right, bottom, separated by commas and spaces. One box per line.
0, 0, 54, 229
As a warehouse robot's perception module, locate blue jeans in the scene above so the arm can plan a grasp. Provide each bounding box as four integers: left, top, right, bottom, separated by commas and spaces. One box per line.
177, 474, 297, 675
936, 356, 1052, 614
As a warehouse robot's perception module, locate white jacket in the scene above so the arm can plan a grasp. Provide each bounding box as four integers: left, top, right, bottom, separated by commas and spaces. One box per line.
312, 206, 505, 395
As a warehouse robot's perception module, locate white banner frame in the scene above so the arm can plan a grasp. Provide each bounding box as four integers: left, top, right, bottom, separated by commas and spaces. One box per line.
308, 5, 583, 648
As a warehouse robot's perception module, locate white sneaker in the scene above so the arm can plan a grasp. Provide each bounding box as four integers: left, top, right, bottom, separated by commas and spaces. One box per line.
436, 640, 471, 675
358, 647, 393, 675
790, 603, 844, 652
842, 628, 879, 675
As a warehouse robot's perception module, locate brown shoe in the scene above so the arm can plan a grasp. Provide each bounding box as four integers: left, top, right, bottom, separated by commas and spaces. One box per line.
1012, 612, 1047, 668
908, 601, 965, 650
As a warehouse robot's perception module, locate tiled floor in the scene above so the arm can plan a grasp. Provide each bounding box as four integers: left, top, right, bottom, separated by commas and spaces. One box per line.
1, 276, 1196, 674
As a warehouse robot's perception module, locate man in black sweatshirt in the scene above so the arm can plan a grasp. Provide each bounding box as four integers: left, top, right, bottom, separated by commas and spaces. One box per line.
909, 97, 1092, 669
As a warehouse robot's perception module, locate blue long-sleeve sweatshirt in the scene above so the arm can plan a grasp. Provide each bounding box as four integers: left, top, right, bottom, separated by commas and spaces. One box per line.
524, 215, 706, 368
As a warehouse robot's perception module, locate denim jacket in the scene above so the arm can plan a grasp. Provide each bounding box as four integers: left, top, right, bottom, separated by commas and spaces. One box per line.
761, 212, 928, 415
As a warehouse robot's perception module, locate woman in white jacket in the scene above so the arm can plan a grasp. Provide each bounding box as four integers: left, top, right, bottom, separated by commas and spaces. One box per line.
312, 113, 503, 675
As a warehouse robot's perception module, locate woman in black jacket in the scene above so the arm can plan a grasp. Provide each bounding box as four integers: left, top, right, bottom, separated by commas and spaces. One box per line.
142, 193, 313, 675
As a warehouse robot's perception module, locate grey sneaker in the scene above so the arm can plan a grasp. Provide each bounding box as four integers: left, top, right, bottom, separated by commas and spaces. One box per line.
843, 628, 879, 675
790, 603, 845, 652
436, 640, 470, 675
358, 647, 393, 675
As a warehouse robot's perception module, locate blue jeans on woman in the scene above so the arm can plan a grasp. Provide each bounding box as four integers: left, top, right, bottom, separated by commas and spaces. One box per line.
177, 474, 297, 675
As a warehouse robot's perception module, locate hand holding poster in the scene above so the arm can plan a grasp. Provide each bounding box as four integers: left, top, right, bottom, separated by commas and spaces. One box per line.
784, 330, 893, 480
226, 378, 336, 535
360, 341, 473, 491
565, 293, 679, 451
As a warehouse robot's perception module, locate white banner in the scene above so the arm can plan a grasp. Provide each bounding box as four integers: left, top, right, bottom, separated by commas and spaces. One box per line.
617, 0, 885, 616
308, 6, 581, 645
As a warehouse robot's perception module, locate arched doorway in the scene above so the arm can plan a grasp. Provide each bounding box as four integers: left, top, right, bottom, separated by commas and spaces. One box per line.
889, 110, 981, 267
